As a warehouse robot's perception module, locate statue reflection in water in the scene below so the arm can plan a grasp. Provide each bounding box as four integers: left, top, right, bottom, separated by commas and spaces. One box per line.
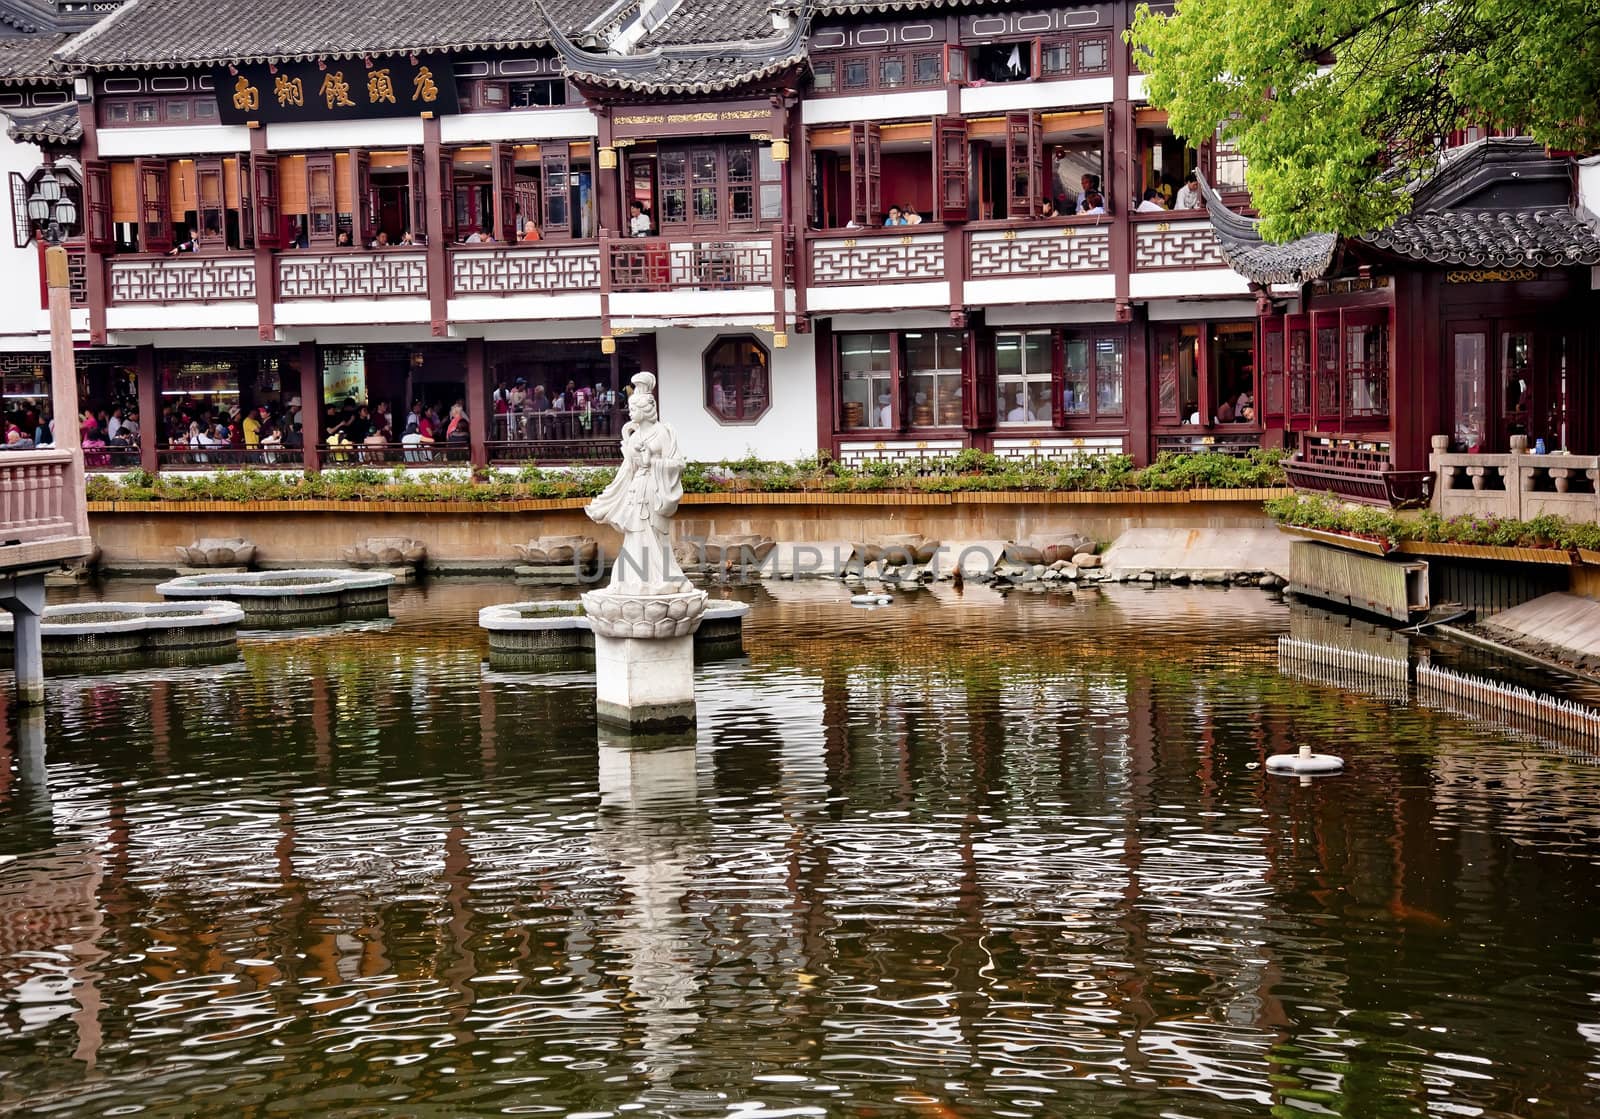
593, 728, 708, 1082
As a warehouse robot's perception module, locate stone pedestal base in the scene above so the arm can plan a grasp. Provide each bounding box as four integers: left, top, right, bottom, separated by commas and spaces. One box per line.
593, 633, 698, 731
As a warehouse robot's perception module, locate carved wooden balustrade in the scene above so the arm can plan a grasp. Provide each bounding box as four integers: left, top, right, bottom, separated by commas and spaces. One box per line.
1131, 218, 1230, 271
808, 228, 946, 286
107, 254, 257, 304
277, 249, 429, 300
967, 223, 1112, 278
450, 244, 601, 296
606, 233, 784, 292
0, 449, 92, 569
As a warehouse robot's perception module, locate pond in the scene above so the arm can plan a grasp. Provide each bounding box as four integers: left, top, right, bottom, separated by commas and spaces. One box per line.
1, 579, 1597, 1117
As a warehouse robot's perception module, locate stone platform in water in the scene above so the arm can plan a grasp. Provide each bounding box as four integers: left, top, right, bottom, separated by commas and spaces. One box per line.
1483, 592, 1600, 669
0, 601, 243, 666
156, 569, 395, 625
479, 599, 747, 660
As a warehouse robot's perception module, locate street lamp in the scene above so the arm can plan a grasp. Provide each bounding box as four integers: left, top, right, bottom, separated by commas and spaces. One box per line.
27, 170, 76, 245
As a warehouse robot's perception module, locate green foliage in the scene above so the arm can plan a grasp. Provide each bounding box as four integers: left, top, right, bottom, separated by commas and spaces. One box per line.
85, 450, 1287, 506
1128, 0, 1600, 240
1267, 494, 1600, 551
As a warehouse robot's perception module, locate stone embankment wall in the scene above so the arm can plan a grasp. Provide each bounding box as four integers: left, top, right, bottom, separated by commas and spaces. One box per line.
87, 490, 1287, 573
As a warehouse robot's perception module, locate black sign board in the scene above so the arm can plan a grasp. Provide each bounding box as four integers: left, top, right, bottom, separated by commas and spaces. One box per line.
213, 54, 459, 125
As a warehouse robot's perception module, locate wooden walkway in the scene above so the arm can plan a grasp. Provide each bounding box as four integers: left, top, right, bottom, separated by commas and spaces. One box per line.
1484, 593, 1600, 666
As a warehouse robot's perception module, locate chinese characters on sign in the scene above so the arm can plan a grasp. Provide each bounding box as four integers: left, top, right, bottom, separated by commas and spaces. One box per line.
212, 54, 459, 124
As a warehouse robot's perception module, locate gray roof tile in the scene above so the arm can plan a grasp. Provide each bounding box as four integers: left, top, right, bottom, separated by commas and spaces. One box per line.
4, 99, 79, 142
0, 31, 69, 83
56, 0, 611, 69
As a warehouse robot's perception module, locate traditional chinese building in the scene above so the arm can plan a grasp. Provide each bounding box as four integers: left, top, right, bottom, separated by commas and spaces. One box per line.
1208, 139, 1600, 507
1, 0, 1593, 485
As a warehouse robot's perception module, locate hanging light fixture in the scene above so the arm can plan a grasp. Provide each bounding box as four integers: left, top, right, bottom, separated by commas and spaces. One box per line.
36, 170, 62, 204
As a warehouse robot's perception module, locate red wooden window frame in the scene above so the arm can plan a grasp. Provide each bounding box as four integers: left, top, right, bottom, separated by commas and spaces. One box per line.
1005, 110, 1044, 220
848, 122, 881, 227
195, 157, 226, 248
438, 146, 458, 242
541, 145, 569, 239
84, 160, 114, 252
491, 141, 516, 242
251, 154, 281, 250
1262, 316, 1285, 422
1286, 312, 1311, 425
933, 115, 969, 222
352, 148, 375, 245
135, 157, 171, 254
407, 147, 426, 240
305, 152, 336, 247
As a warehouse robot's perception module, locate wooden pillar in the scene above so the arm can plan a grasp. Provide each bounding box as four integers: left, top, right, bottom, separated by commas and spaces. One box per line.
1125, 306, 1151, 466
77, 97, 109, 346
465, 336, 488, 469
298, 340, 321, 471
594, 109, 620, 236
422, 116, 448, 337
813, 316, 834, 457
1110, 4, 1135, 323
249, 126, 276, 342
135, 345, 158, 475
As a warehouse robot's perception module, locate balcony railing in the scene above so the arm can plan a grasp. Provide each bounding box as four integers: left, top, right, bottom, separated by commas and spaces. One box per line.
487, 438, 620, 465
320, 442, 469, 467
108, 255, 257, 304
1131, 218, 1230, 271
968, 222, 1111, 278
808, 228, 945, 285
606, 233, 783, 292
451, 243, 601, 296
277, 250, 429, 300
157, 446, 306, 469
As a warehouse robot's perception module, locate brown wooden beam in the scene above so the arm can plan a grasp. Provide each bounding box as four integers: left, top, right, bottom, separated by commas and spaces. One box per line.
298, 340, 321, 471
76, 98, 108, 346
422, 115, 448, 337
465, 336, 487, 469
135, 344, 158, 475
250, 125, 276, 341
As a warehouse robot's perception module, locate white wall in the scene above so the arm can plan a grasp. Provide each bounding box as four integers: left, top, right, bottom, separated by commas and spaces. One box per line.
0, 131, 50, 346
653, 328, 819, 462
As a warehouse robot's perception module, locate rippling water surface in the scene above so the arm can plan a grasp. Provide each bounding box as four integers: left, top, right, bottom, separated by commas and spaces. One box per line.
2, 579, 1598, 1118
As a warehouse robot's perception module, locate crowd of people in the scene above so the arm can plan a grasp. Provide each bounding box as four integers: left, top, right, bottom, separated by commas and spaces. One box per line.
490, 378, 621, 441
867, 169, 1207, 226
0, 406, 141, 464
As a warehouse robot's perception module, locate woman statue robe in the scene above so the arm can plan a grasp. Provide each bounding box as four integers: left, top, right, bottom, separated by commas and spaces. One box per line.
586, 372, 694, 596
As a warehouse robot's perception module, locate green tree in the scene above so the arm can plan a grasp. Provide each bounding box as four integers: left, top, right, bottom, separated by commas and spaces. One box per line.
1129, 0, 1600, 241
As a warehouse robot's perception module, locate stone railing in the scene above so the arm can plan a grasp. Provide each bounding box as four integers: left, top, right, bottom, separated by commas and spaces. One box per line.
277, 249, 428, 300
108, 255, 257, 304
1132, 219, 1229, 271
451, 244, 601, 296
0, 449, 90, 570
1434, 446, 1600, 522
808, 229, 945, 285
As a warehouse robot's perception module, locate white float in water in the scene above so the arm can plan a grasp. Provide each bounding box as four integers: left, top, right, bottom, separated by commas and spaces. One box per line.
1265, 744, 1345, 775
851, 593, 893, 606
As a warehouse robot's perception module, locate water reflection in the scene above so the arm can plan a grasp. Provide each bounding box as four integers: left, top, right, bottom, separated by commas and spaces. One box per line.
0, 582, 1597, 1116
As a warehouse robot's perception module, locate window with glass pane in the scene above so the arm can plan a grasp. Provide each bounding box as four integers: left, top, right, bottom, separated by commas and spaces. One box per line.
1042, 44, 1070, 75
880, 56, 906, 87
1095, 337, 1124, 416
843, 57, 869, 90
1453, 332, 1487, 450
728, 147, 754, 224
995, 332, 1051, 424
1315, 324, 1340, 417
1062, 337, 1091, 416
758, 147, 782, 221
839, 333, 892, 430
1344, 319, 1388, 418
1288, 328, 1310, 415
660, 150, 686, 226
1502, 331, 1532, 425
704, 336, 770, 424
1213, 128, 1248, 191
905, 331, 964, 427
692, 149, 718, 224
813, 63, 836, 92
913, 53, 942, 84
1078, 36, 1108, 72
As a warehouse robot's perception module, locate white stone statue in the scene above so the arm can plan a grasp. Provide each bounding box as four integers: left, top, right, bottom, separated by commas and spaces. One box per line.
582, 372, 706, 646
586, 371, 694, 596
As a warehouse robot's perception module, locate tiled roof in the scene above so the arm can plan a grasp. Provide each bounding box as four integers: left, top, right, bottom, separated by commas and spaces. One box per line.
4, 99, 79, 143
0, 31, 70, 84
55, 0, 610, 69
553, 8, 809, 95
1198, 172, 1340, 286
811, 0, 996, 12
639, 0, 777, 47
1366, 208, 1600, 268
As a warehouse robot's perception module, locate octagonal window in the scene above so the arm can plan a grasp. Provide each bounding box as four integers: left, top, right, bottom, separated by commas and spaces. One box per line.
703, 334, 770, 424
